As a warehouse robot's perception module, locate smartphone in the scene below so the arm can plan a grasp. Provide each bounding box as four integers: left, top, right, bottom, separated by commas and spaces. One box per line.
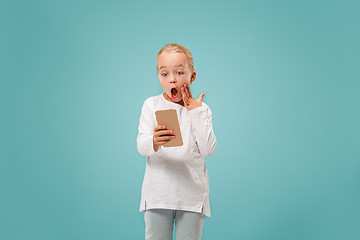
155, 109, 183, 147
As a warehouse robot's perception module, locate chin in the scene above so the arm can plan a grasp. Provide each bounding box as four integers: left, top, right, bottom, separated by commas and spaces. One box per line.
166, 92, 180, 102
173, 94, 184, 102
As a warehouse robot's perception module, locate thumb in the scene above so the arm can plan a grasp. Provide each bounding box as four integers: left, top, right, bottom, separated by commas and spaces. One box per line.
199, 93, 206, 102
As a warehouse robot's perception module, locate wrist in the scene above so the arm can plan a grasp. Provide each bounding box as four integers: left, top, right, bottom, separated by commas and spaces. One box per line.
187, 104, 202, 111
187, 99, 203, 110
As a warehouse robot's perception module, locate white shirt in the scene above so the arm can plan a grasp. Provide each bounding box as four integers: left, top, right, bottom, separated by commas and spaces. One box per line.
137, 93, 217, 217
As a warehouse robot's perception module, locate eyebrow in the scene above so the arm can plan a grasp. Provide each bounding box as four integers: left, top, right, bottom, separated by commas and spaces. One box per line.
159, 64, 184, 70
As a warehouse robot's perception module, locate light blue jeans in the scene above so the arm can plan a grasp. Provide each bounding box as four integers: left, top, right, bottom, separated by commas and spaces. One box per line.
144, 209, 205, 240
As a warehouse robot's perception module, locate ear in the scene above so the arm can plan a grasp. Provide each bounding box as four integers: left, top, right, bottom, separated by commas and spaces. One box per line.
190, 71, 196, 84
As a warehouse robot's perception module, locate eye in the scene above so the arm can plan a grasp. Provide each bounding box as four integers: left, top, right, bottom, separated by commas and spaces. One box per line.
177, 71, 184, 75
161, 73, 167, 76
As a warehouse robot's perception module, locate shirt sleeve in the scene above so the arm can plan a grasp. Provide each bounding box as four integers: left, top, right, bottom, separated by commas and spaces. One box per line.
188, 103, 217, 157
136, 99, 158, 157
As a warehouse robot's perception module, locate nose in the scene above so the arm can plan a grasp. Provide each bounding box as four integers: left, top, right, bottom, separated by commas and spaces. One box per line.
169, 73, 177, 84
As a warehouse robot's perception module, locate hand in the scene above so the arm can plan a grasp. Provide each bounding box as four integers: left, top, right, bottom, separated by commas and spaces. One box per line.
181, 83, 206, 111
153, 124, 175, 151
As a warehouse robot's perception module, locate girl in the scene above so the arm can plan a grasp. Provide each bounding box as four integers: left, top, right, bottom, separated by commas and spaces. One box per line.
137, 43, 217, 240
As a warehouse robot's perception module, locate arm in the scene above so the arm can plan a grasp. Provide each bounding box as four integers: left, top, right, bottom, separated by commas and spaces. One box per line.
188, 103, 217, 157
136, 100, 158, 157
180, 83, 217, 157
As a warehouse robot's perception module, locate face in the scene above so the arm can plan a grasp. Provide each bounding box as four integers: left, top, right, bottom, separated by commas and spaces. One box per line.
157, 52, 196, 103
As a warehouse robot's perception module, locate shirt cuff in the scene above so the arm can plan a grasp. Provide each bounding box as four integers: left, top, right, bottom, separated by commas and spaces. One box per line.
188, 104, 207, 118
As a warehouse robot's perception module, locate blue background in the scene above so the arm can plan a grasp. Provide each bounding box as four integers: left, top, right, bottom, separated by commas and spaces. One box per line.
1, 0, 359, 239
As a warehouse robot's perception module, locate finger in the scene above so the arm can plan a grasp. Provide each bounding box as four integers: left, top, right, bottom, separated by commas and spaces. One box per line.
181, 86, 187, 99
184, 84, 189, 98
154, 130, 163, 138
159, 129, 175, 136
154, 129, 173, 138
181, 87, 188, 103
187, 84, 192, 98
199, 93, 206, 102
154, 124, 166, 132
156, 135, 176, 144
157, 135, 175, 141
182, 91, 189, 104
157, 140, 172, 145
184, 84, 190, 99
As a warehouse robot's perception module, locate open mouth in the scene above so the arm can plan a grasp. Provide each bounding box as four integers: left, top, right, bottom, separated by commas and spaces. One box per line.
171, 87, 178, 100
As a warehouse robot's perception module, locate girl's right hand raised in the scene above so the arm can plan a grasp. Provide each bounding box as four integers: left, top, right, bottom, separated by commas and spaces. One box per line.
153, 124, 175, 151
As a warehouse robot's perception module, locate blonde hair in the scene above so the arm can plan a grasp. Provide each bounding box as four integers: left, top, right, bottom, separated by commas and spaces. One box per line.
156, 43, 195, 73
